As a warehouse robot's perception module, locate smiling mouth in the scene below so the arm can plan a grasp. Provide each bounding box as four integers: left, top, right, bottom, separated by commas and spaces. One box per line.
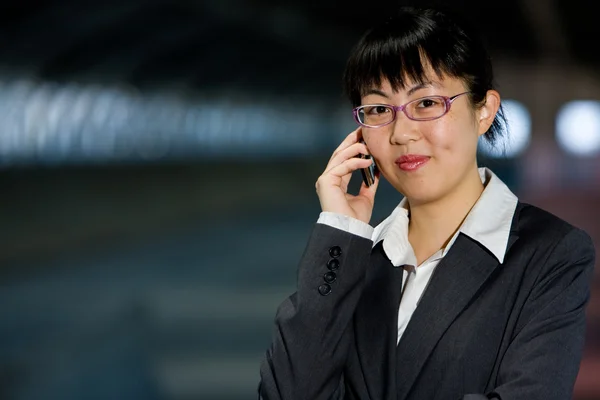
395, 155, 430, 172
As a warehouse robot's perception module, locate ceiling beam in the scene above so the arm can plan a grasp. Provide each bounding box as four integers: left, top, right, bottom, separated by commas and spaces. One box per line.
520, 0, 570, 61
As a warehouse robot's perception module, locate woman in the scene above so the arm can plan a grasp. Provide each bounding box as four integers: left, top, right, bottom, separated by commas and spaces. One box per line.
259, 7, 595, 400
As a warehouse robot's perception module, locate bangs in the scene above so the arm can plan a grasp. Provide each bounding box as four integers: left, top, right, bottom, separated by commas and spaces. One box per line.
342, 7, 505, 143
343, 9, 478, 106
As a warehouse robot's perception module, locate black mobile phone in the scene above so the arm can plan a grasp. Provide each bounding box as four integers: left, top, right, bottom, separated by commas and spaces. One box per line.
359, 140, 377, 187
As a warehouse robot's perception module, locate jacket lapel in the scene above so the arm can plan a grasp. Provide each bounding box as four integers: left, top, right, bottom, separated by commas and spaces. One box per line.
506, 202, 522, 254
394, 234, 504, 400
354, 242, 404, 400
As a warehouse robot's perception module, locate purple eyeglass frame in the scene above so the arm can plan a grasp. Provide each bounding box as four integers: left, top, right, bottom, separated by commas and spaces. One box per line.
352, 91, 471, 128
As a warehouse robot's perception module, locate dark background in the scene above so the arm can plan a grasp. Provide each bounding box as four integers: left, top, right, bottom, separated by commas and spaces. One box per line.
0, 0, 598, 399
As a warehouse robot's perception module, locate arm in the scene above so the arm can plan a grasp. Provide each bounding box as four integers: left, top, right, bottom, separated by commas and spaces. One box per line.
463, 228, 596, 400
259, 223, 373, 400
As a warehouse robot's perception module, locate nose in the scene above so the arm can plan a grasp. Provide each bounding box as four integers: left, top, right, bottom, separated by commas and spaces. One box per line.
389, 110, 421, 145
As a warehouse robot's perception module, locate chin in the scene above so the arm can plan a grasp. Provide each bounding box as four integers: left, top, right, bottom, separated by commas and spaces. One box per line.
402, 192, 440, 206
393, 183, 440, 205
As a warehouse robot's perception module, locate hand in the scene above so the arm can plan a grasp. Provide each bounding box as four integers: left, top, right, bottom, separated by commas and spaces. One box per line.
315, 128, 380, 224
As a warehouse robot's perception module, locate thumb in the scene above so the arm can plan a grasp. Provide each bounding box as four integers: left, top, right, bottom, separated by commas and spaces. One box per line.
358, 171, 380, 202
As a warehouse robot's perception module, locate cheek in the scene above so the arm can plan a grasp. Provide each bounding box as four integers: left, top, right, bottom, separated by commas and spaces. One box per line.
425, 120, 455, 151
427, 117, 479, 154
363, 130, 386, 155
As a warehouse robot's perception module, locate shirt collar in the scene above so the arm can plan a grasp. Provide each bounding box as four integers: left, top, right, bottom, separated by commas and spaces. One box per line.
372, 167, 518, 266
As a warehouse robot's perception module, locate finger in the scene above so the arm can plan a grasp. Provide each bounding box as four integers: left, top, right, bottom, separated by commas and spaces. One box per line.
357, 169, 380, 200
329, 127, 362, 162
324, 157, 374, 181
325, 141, 369, 173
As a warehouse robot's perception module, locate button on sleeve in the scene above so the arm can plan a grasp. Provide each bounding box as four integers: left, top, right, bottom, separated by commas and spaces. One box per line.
318, 284, 332, 296
324, 271, 337, 284
327, 259, 340, 271
329, 246, 342, 258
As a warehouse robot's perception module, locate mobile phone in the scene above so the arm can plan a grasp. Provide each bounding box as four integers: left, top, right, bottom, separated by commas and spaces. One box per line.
359, 140, 378, 187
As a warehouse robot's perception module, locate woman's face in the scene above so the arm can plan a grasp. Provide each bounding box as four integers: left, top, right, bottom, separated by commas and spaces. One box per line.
361, 73, 498, 206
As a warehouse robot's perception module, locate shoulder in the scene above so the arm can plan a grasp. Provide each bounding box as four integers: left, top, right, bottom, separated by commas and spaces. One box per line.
512, 202, 595, 269
515, 202, 589, 241
507, 203, 596, 318
515, 202, 569, 232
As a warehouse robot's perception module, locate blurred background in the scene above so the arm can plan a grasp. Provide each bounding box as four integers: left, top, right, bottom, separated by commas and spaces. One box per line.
0, 0, 598, 399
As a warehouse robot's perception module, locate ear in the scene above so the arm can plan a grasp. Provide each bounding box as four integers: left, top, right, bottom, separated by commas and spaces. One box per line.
477, 90, 501, 137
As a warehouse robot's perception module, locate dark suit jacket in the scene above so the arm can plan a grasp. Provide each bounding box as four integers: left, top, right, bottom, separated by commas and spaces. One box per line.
258, 202, 596, 400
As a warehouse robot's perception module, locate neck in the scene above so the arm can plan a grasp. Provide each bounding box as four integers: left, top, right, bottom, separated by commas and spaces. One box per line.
407, 167, 484, 261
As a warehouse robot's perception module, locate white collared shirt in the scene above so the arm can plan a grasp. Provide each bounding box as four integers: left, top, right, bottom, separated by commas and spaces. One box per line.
317, 167, 518, 343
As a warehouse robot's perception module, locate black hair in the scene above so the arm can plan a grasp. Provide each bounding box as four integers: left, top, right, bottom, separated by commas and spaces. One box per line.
343, 6, 507, 145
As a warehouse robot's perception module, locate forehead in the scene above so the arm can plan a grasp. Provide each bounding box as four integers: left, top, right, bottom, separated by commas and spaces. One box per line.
364, 73, 463, 96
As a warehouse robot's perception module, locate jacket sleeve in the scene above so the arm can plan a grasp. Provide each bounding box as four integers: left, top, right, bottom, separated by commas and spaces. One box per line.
463, 227, 596, 400
258, 223, 373, 400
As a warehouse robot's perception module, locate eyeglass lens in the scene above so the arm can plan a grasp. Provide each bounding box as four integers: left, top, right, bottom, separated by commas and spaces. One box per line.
358, 96, 448, 126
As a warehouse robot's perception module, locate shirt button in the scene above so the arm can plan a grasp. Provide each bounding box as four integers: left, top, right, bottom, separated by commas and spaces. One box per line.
327, 259, 340, 271
318, 284, 332, 296
324, 271, 337, 284
329, 246, 342, 258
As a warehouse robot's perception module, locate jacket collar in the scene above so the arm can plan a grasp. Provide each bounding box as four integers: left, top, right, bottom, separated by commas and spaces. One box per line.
372, 167, 518, 266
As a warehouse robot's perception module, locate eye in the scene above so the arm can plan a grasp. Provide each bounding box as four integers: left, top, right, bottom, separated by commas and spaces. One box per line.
365, 105, 390, 115
416, 97, 442, 108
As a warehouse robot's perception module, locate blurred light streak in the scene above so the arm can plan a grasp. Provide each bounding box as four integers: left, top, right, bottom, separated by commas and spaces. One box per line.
556, 100, 600, 156
479, 99, 531, 158
0, 79, 327, 165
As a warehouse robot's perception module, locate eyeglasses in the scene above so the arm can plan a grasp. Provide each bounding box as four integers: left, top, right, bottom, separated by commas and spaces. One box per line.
353, 92, 471, 128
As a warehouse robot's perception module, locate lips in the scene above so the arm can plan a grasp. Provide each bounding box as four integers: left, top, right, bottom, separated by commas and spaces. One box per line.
395, 154, 430, 172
